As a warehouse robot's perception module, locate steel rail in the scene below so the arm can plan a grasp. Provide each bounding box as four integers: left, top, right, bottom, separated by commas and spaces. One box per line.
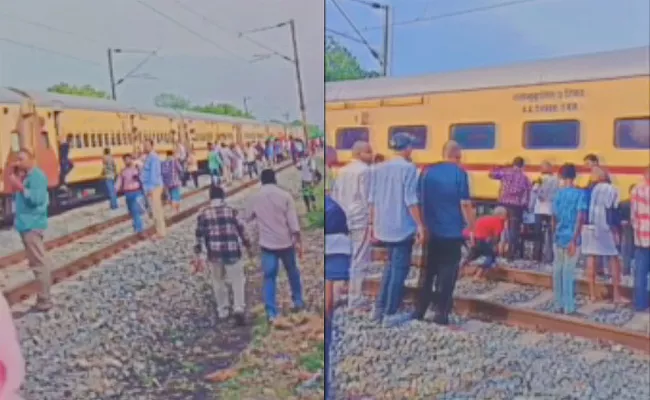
362, 279, 650, 354
4, 163, 292, 306
0, 178, 229, 269
370, 248, 648, 300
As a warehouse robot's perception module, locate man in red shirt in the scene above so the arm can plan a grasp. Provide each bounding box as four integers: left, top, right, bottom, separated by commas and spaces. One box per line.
461, 206, 508, 279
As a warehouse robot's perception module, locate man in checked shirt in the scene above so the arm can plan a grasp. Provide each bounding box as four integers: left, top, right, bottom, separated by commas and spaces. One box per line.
489, 156, 533, 261
193, 185, 253, 326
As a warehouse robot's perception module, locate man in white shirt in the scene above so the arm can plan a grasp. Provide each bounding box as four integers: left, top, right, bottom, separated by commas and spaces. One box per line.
220, 143, 233, 184
330, 140, 373, 307
531, 160, 559, 262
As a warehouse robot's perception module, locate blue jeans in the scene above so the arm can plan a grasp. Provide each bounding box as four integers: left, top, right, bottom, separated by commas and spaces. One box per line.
261, 247, 304, 319
375, 237, 414, 319
124, 191, 144, 233
633, 246, 650, 311
105, 178, 118, 209
552, 245, 579, 313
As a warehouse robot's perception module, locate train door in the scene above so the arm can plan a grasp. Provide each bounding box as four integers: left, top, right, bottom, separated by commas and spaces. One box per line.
234, 124, 243, 145
14, 100, 59, 188
1, 104, 22, 220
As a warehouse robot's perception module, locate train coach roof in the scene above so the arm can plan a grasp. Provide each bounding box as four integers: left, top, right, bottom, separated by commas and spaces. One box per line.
8, 88, 139, 113
0, 87, 27, 104
326, 46, 650, 102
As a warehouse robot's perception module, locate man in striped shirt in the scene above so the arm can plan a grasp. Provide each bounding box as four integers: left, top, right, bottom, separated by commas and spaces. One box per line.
631, 166, 650, 311
369, 133, 425, 325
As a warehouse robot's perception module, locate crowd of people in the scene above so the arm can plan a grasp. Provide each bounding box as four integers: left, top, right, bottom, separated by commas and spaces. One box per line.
325, 133, 650, 332
1, 135, 324, 398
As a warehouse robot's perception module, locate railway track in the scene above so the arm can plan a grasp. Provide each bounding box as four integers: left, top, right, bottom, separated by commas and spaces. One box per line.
367, 247, 650, 354
0, 180, 210, 269
2, 162, 292, 307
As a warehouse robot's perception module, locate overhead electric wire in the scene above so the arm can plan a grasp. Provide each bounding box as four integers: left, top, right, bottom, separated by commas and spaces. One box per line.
0, 38, 102, 66
326, 28, 366, 44
172, 0, 293, 62
328, 0, 382, 63
115, 48, 160, 85
361, 0, 545, 31
135, 0, 250, 62
0, 12, 106, 45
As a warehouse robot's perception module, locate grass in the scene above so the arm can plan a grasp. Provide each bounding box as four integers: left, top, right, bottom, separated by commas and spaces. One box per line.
306, 184, 325, 229
298, 340, 325, 373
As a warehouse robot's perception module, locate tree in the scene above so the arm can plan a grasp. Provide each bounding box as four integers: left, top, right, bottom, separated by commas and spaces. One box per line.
192, 103, 253, 119
325, 37, 380, 82
47, 83, 110, 99
154, 93, 192, 110
154, 93, 254, 119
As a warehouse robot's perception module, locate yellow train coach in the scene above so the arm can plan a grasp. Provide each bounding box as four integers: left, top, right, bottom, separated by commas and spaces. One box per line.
326, 46, 650, 203
0, 88, 288, 221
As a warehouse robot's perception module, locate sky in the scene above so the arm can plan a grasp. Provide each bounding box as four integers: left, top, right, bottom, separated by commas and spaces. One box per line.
326, 0, 650, 77
0, 0, 324, 126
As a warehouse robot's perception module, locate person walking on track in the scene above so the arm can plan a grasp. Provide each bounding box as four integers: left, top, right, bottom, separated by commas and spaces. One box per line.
0, 292, 25, 400
246, 169, 305, 324
193, 185, 253, 326
296, 152, 318, 212
102, 148, 119, 210
207, 143, 222, 186
8, 148, 54, 311
161, 151, 183, 214
369, 133, 425, 325
186, 150, 199, 188
330, 140, 373, 308
141, 139, 166, 238
115, 154, 145, 234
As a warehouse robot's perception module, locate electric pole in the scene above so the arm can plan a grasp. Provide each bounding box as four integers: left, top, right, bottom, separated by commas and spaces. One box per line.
243, 96, 251, 115
107, 49, 117, 100
382, 5, 391, 76
289, 19, 309, 142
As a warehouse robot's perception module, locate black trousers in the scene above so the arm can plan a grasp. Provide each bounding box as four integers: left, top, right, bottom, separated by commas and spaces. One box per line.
533, 214, 553, 262
504, 205, 525, 261
413, 236, 463, 325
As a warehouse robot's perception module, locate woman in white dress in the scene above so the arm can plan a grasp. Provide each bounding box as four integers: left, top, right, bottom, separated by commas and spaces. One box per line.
581, 167, 627, 303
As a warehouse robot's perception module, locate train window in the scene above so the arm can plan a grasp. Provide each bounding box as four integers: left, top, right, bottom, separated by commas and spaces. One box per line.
91, 134, 97, 148
614, 118, 650, 149
117, 134, 122, 146
523, 120, 580, 149
75, 134, 82, 148
387, 125, 428, 150
11, 132, 20, 152
335, 127, 369, 150
98, 134, 104, 148
450, 123, 496, 150
83, 133, 90, 148
104, 133, 109, 147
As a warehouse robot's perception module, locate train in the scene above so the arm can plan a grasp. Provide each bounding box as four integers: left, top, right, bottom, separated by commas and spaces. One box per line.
0, 87, 303, 221
325, 46, 650, 203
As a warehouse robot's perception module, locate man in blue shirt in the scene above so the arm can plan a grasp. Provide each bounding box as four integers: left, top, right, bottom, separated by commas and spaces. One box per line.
413, 140, 476, 325
9, 148, 54, 311
551, 163, 583, 314
369, 133, 425, 324
141, 139, 166, 238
